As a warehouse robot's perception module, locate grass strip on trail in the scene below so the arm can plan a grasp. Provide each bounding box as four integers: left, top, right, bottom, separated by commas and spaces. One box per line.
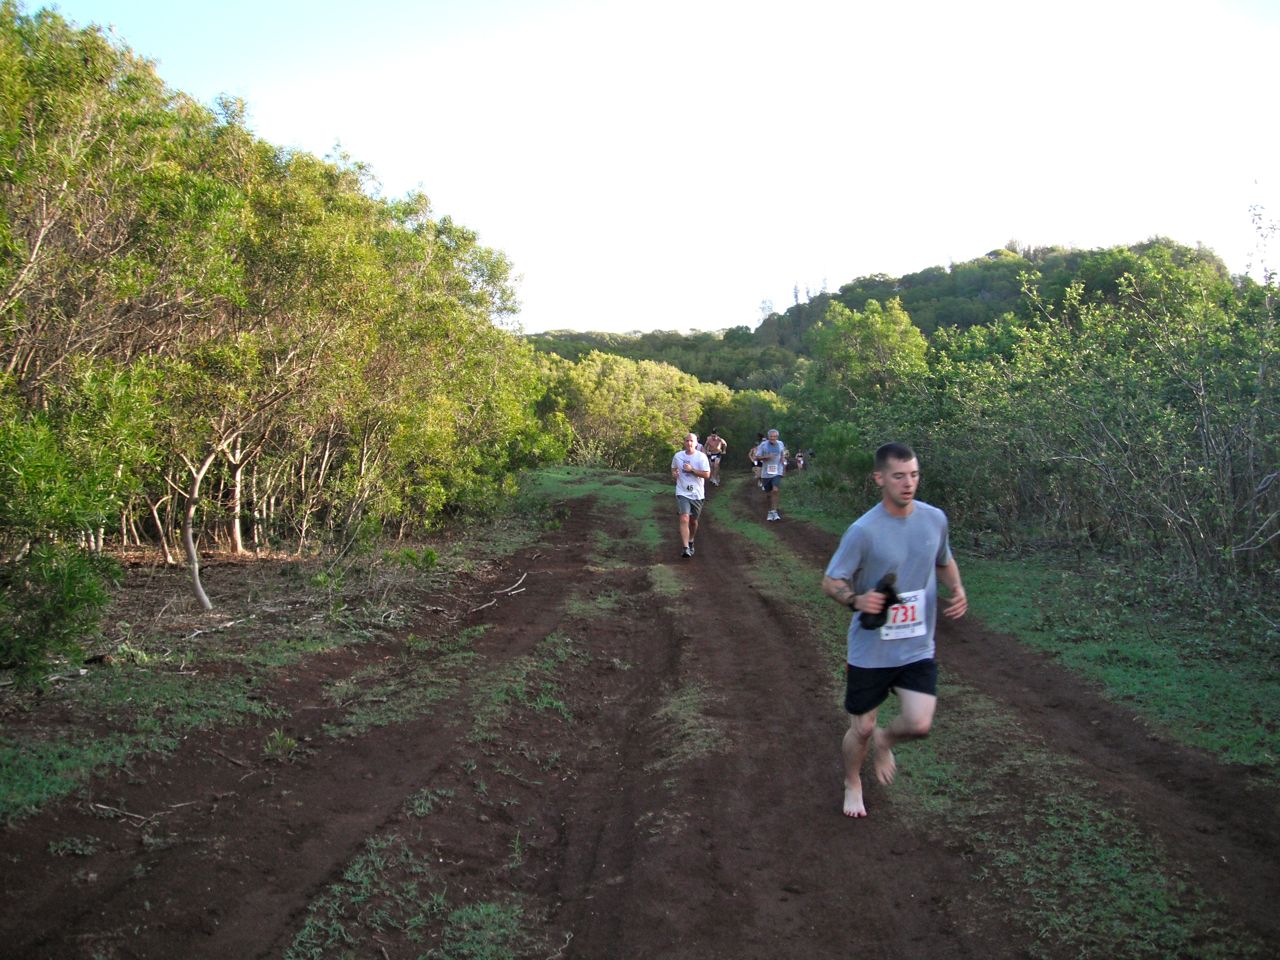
718, 473, 1264, 959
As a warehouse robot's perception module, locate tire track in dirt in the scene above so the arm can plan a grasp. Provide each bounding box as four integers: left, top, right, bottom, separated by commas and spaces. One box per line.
752, 473, 1280, 950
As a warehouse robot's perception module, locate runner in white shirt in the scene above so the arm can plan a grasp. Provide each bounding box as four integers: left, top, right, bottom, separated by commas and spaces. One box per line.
670, 433, 711, 559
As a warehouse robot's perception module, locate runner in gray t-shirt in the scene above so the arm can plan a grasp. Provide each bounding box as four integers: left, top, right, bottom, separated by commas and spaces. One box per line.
821, 442, 967, 819
756, 428, 786, 521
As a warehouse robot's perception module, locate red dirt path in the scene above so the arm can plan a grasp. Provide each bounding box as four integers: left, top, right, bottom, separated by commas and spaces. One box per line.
1, 473, 1277, 958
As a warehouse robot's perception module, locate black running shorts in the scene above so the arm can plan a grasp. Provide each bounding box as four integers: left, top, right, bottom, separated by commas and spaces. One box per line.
844, 658, 938, 715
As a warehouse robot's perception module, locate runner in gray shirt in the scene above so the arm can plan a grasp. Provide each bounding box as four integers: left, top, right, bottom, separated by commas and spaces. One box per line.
821, 442, 967, 818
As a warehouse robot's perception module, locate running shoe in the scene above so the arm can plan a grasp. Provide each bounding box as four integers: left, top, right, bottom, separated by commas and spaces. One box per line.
681, 546, 692, 558
766, 510, 776, 521
688, 541, 695, 556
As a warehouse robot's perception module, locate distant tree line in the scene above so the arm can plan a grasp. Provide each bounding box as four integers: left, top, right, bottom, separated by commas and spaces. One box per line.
531, 238, 1236, 389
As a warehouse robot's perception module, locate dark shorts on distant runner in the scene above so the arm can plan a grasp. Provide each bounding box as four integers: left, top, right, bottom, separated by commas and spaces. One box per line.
676, 496, 703, 517
844, 658, 937, 715
708, 454, 722, 462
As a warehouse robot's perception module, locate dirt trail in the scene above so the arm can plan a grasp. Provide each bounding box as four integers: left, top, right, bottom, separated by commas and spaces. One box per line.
1, 474, 1276, 958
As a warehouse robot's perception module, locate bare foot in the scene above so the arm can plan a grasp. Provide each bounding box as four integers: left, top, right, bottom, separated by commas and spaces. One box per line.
843, 779, 867, 818
872, 728, 897, 785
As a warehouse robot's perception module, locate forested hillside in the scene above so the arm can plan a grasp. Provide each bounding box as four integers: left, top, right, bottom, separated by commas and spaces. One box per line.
530, 237, 1235, 389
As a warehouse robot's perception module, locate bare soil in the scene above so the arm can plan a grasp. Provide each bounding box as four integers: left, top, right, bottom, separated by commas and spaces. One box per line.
2, 474, 1277, 959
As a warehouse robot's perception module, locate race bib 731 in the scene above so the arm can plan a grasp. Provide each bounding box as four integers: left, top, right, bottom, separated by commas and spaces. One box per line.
880, 588, 926, 641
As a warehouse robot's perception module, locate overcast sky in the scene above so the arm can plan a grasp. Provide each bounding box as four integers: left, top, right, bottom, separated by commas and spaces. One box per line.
45, 0, 1280, 334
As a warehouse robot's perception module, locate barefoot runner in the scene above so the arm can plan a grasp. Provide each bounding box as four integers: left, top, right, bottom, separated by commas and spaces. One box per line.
820, 442, 967, 818
704, 429, 727, 486
671, 432, 711, 558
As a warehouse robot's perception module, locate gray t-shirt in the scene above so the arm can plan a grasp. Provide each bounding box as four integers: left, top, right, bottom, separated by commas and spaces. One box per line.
755, 439, 785, 478
824, 500, 953, 668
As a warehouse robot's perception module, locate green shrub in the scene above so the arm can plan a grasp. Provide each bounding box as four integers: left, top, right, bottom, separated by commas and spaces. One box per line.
0, 543, 120, 685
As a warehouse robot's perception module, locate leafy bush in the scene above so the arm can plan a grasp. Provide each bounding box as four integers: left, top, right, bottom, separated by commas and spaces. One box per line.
0, 543, 120, 686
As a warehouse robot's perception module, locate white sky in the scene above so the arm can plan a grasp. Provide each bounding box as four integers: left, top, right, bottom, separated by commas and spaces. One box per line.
44, 0, 1280, 334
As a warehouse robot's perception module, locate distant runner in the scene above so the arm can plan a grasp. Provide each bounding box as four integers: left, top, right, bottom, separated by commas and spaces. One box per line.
671, 432, 711, 559
704, 429, 727, 486
755, 428, 786, 521
820, 441, 967, 819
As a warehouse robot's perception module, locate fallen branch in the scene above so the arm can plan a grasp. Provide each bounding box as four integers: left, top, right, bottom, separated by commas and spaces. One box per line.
87, 801, 156, 825
468, 598, 498, 614
491, 572, 528, 595
184, 615, 256, 641
210, 748, 250, 768
546, 932, 574, 960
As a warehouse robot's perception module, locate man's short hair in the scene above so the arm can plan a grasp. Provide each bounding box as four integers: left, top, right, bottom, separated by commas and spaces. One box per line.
767, 428, 779, 437
874, 442, 917, 472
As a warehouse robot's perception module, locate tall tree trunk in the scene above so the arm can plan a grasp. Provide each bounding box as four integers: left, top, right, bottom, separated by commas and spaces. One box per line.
148, 495, 176, 565
229, 441, 246, 555
183, 449, 220, 612
250, 462, 260, 550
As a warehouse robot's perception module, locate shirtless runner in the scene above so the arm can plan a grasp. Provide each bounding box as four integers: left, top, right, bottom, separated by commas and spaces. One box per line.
703, 429, 727, 486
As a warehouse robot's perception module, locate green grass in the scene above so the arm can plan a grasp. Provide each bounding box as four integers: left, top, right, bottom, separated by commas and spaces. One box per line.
0, 667, 287, 822
892, 681, 1263, 959
646, 682, 729, 772
519, 465, 663, 556
322, 629, 484, 739
962, 556, 1279, 770
285, 834, 445, 960
287, 633, 574, 958
405, 786, 454, 818
646, 562, 685, 599
0, 485, 569, 824
47, 835, 100, 857
428, 900, 536, 960
467, 632, 584, 743
563, 586, 625, 620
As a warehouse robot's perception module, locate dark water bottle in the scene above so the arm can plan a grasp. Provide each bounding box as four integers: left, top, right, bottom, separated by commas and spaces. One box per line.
858, 572, 900, 630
